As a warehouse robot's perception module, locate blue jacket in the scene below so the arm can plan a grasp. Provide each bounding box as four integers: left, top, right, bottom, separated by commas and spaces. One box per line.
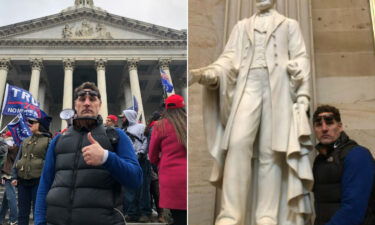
325, 146, 374, 225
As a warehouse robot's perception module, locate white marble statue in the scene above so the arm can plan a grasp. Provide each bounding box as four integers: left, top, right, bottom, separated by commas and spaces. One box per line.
189, 0, 314, 224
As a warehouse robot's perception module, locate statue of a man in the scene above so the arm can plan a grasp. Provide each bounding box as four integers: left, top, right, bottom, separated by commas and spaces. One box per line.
190, 0, 314, 224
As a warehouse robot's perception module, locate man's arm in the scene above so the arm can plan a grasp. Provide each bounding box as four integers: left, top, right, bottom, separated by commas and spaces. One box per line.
11, 145, 22, 181
148, 126, 161, 166
34, 135, 59, 225
102, 128, 142, 189
327, 147, 375, 225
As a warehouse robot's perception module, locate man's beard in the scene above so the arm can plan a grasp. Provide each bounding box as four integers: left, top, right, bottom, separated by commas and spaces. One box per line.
73, 116, 99, 131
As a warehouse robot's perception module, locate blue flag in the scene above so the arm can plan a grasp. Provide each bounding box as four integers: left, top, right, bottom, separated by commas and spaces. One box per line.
1, 84, 41, 119
7, 113, 32, 146
132, 96, 138, 113
126, 96, 139, 113
160, 69, 174, 93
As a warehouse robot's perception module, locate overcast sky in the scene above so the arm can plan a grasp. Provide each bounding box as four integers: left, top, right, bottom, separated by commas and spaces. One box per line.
0, 0, 187, 30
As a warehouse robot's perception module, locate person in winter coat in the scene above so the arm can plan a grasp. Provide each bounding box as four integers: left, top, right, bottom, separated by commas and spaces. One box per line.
12, 114, 52, 225
312, 105, 375, 225
121, 109, 152, 222
0, 132, 18, 225
149, 94, 187, 225
34, 82, 142, 225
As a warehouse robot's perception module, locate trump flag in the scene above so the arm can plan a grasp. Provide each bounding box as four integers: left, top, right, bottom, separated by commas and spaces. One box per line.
1, 84, 41, 119
7, 113, 32, 146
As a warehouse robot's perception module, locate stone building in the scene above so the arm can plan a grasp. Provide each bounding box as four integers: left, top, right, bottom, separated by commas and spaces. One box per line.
0, 0, 187, 132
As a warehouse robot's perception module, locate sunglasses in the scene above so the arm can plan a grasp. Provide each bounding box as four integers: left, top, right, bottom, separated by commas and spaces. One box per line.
75, 90, 99, 101
313, 115, 335, 126
28, 119, 38, 125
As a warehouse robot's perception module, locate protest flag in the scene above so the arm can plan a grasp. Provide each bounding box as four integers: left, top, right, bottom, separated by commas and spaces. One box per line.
160, 68, 174, 93
7, 113, 32, 146
1, 84, 41, 119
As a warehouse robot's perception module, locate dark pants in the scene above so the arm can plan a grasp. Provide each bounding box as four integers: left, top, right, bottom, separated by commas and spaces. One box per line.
123, 158, 152, 219
17, 179, 39, 225
150, 165, 162, 216
170, 209, 186, 225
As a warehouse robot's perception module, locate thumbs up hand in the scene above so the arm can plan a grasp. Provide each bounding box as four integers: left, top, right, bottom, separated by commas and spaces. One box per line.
82, 132, 105, 166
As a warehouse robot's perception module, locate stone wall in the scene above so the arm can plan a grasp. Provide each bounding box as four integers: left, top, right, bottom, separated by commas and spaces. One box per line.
188, 0, 226, 224
312, 0, 375, 154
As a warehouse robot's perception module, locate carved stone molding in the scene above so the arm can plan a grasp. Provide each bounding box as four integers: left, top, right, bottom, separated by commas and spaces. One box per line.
0, 39, 186, 49
95, 58, 107, 70
0, 58, 11, 71
63, 58, 75, 70
30, 58, 43, 71
127, 58, 139, 71
158, 58, 171, 70
0, 8, 186, 40
75, 0, 94, 7
62, 21, 113, 39
62, 24, 74, 39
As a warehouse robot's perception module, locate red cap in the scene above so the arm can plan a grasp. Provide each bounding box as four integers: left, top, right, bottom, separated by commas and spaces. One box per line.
5, 131, 11, 137
107, 114, 118, 123
165, 94, 185, 109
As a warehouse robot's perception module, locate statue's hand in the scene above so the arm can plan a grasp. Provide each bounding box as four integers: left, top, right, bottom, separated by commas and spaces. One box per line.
189, 67, 218, 86
287, 61, 301, 77
297, 95, 309, 112
188, 68, 204, 86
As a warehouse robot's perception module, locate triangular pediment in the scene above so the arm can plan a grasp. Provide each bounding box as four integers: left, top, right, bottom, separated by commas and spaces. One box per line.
0, 7, 186, 41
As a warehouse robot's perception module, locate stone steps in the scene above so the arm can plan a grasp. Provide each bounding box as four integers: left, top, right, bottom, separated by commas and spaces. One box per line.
0, 186, 168, 225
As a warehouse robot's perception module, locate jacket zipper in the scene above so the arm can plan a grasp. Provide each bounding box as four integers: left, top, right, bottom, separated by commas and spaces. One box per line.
67, 132, 84, 225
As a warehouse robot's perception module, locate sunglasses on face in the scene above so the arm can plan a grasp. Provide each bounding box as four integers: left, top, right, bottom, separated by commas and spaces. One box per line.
75, 90, 99, 102
313, 115, 335, 126
28, 120, 38, 125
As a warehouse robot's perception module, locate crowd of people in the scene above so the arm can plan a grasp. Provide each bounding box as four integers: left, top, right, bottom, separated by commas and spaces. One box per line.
0, 81, 187, 225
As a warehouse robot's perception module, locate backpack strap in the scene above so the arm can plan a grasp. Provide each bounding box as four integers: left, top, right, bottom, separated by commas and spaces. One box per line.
105, 126, 119, 150
125, 131, 143, 143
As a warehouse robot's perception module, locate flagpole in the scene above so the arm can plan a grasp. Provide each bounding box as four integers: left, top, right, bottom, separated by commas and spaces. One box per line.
0, 113, 3, 129
0, 115, 19, 134
0, 83, 9, 129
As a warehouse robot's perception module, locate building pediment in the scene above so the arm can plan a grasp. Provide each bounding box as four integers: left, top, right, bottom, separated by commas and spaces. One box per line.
0, 7, 186, 41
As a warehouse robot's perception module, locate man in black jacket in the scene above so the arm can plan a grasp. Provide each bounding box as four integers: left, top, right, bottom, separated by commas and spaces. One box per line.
312, 105, 375, 225
35, 82, 143, 225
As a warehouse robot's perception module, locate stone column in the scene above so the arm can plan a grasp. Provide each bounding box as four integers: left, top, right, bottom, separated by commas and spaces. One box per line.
123, 73, 132, 109
180, 72, 187, 104
95, 59, 108, 119
0, 59, 11, 110
38, 82, 46, 110
127, 59, 145, 124
61, 58, 75, 129
29, 58, 43, 99
159, 58, 175, 96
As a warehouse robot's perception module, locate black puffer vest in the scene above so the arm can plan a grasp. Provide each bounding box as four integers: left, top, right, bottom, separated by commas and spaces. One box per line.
313, 132, 375, 225
46, 120, 124, 225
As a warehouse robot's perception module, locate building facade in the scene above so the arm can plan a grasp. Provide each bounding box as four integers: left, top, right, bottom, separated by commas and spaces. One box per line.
0, 0, 187, 132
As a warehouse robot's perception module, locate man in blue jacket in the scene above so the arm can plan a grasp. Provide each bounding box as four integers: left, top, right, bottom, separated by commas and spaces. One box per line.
34, 82, 143, 225
313, 105, 375, 225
